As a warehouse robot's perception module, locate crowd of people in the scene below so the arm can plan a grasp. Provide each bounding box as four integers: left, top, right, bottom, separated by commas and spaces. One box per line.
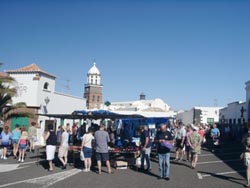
0, 121, 226, 181
0, 123, 37, 162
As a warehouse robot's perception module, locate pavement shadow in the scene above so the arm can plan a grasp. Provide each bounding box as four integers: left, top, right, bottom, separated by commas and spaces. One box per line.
201, 139, 245, 184
198, 170, 246, 187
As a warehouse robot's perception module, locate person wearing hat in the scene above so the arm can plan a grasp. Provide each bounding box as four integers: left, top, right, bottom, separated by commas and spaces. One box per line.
0, 126, 12, 160
58, 126, 69, 170
188, 124, 202, 169
18, 128, 28, 163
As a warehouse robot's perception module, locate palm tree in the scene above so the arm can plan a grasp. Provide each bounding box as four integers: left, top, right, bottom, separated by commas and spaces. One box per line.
0, 64, 34, 122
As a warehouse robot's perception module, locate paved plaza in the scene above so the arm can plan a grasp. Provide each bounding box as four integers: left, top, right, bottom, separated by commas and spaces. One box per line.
0, 141, 246, 188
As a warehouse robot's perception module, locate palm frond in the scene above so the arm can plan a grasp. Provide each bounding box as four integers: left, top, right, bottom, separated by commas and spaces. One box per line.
5, 111, 35, 120
0, 87, 17, 98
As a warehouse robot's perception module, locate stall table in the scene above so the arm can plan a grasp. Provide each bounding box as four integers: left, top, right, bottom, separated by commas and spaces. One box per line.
109, 148, 141, 170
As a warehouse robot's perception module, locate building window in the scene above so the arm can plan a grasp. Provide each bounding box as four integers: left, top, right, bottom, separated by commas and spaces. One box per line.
91, 79, 93, 84
43, 82, 49, 90
207, 118, 214, 124
97, 96, 100, 102
233, 119, 236, 124
229, 119, 232, 124
95, 79, 97, 85
92, 95, 95, 102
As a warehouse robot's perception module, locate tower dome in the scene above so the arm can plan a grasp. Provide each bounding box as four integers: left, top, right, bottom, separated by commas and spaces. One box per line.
86, 62, 101, 86
88, 62, 100, 75
84, 62, 103, 109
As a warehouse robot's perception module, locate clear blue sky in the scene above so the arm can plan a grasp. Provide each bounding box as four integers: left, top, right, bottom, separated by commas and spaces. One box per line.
0, 0, 250, 110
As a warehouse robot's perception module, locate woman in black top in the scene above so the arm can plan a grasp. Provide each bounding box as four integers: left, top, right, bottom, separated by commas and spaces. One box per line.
44, 124, 57, 172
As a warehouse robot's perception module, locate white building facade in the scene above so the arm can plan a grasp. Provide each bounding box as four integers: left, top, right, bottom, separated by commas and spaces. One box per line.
107, 95, 176, 118
6, 64, 86, 144
177, 106, 222, 125
219, 80, 250, 125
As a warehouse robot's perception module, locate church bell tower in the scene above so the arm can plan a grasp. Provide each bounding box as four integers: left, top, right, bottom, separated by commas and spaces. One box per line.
84, 62, 103, 109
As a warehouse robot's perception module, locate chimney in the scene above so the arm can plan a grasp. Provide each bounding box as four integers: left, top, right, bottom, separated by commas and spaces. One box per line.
140, 92, 146, 100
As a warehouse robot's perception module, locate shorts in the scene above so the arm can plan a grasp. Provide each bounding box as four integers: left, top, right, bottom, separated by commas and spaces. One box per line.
1, 142, 9, 148
58, 146, 68, 158
46, 145, 56, 161
245, 153, 250, 166
96, 152, 109, 162
185, 145, 191, 152
12, 139, 19, 144
83, 147, 92, 158
175, 139, 184, 150
19, 144, 27, 150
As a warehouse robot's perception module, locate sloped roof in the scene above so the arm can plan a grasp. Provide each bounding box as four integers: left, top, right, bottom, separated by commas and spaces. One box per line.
0, 72, 9, 78
6, 64, 56, 78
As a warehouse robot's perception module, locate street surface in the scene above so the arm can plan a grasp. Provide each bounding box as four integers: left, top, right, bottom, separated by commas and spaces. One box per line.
0, 141, 246, 188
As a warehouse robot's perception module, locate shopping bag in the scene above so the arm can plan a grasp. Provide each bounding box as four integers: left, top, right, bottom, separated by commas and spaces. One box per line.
80, 150, 85, 161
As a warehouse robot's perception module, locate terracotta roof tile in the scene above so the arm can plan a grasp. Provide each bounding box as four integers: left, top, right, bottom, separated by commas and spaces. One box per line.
0, 72, 9, 77
6, 64, 56, 78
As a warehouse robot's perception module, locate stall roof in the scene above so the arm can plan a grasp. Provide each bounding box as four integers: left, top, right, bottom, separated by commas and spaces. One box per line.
38, 110, 144, 120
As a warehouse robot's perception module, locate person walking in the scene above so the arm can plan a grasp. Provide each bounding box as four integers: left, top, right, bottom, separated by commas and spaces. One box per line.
211, 124, 220, 152
28, 122, 37, 153
241, 128, 250, 187
44, 124, 57, 172
81, 127, 94, 172
0, 126, 12, 160
12, 124, 21, 159
139, 125, 152, 172
184, 124, 193, 162
155, 124, 174, 180
18, 128, 28, 163
94, 124, 112, 175
58, 126, 69, 170
188, 125, 202, 169
175, 123, 186, 161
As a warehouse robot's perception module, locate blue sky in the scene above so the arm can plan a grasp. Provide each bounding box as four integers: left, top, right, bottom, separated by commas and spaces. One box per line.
0, 0, 250, 110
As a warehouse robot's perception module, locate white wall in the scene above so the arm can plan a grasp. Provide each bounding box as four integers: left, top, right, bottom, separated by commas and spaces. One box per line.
8, 71, 86, 145
109, 98, 171, 112
9, 73, 39, 106
197, 107, 222, 124
219, 102, 247, 123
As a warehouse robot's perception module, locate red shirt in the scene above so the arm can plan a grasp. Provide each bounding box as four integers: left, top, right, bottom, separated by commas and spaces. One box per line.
198, 130, 205, 138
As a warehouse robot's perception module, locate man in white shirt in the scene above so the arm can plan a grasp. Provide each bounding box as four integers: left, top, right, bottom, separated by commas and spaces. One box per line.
175, 123, 186, 161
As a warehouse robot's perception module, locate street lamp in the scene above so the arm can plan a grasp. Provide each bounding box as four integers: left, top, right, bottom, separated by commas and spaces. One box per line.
240, 106, 246, 125
44, 97, 50, 105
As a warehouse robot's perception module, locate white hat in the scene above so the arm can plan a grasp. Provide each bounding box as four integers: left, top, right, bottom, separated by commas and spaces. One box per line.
191, 124, 199, 131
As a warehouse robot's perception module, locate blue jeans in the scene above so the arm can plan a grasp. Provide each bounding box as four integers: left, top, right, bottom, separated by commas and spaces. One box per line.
141, 148, 151, 169
158, 153, 170, 178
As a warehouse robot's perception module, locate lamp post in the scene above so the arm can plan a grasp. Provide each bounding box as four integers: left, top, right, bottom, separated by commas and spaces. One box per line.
240, 106, 246, 125
44, 97, 50, 106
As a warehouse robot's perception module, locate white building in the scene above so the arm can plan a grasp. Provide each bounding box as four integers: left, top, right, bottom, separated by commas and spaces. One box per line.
107, 93, 176, 118
219, 80, 250, 125
6, 64, 86, 144
177, 106, 222, 125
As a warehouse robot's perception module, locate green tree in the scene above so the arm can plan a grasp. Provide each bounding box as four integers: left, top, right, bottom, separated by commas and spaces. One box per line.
0, 63, 34, 122
104, 101, 111, 107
